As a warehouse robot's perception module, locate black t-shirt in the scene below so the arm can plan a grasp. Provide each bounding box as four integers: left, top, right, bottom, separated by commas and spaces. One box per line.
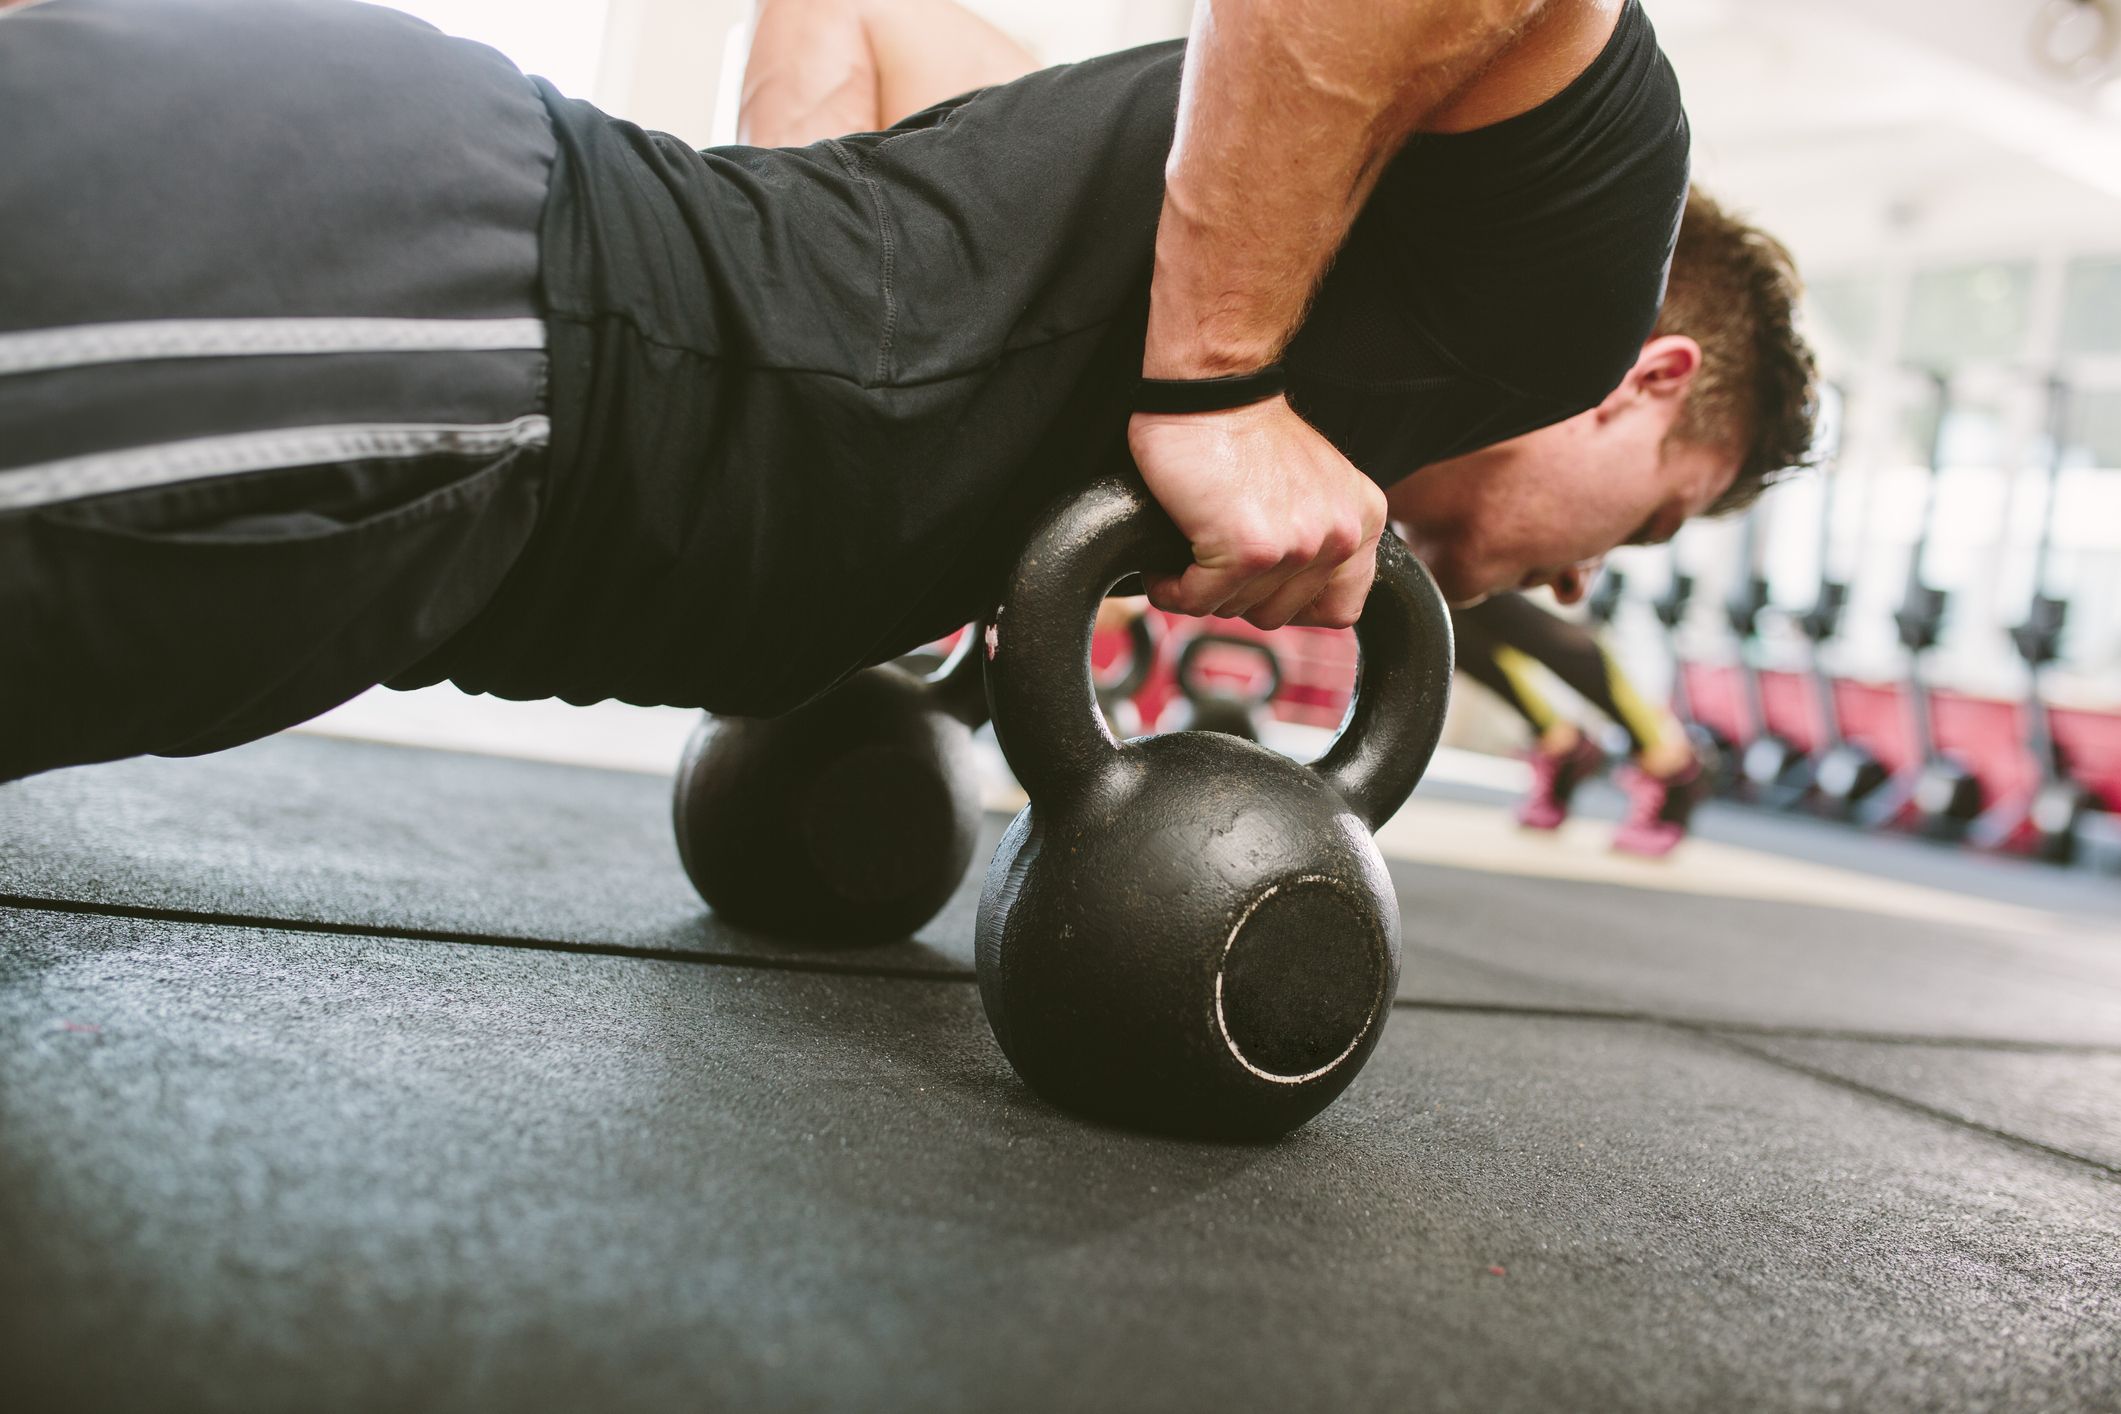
1288, 1, 1690, 468
423, 2, 1687, 716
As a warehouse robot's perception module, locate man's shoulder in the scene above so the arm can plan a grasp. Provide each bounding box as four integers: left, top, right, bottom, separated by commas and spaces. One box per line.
1422, 0, 1632, 135
1286, 0, 1687, 476
1322, 0, 1687, 404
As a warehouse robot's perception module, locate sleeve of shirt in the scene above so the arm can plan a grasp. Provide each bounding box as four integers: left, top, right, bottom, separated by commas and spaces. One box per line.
1285, 0, 1690, 472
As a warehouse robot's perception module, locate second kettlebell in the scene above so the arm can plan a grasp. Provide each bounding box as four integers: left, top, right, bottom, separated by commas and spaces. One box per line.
673, 630, 986, 942
1164, 632, 1284, 741
1095, 608, 1159, 739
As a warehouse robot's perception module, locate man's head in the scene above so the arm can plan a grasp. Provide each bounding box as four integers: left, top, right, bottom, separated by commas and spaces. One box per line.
1391, 188, 1819, 605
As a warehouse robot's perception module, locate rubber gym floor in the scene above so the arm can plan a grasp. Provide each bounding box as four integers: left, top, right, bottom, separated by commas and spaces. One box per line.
2, 729, 2117, 1412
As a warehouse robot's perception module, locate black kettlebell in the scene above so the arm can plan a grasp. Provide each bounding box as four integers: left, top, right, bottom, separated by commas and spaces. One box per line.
1095, 609, 1159, 739
976, 477, 1453, 1139
674, 630, 987, 941
1165, 631, 1284, 741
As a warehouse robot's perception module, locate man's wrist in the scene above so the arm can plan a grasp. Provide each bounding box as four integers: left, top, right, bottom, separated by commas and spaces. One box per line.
1135, 363, 1287, 416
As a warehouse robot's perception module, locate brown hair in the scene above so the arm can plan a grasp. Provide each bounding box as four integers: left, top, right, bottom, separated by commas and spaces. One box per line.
1656, 187, 1820, 514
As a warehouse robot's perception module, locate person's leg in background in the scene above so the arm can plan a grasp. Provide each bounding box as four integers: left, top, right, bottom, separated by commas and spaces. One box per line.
739, 0, 1039, 147
1452, 596, 1607, 831
1454, 592, 1708, 856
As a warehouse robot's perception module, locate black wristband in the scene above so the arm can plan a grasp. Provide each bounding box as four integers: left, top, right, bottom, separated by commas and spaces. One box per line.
1134, 363, 1287, 415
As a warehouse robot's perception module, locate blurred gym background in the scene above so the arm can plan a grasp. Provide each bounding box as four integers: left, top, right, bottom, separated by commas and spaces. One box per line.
317, 0, 2121, 869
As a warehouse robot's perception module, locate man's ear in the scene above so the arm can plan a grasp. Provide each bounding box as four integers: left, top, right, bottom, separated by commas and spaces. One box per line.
1599, 335, 1703, 416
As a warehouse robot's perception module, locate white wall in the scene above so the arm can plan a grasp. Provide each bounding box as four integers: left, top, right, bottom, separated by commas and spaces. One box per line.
593, 0, 747, 142
1660, 0, 2121, 266
378, 0, 612, 99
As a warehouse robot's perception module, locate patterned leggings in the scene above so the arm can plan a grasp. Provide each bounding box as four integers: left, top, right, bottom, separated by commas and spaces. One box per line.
1450, 592, 1669, 756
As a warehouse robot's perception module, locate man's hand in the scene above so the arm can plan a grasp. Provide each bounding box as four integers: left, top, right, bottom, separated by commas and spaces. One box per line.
1130, 397, 1385, 630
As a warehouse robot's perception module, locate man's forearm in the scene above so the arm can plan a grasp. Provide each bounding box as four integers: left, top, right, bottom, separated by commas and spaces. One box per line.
1144, 0, 1557, 378
738, 0, 881, 149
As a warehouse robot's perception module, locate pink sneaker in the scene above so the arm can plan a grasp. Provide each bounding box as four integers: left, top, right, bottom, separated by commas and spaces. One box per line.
1612, 760, 1708, 858
1515, 734, 1605, 831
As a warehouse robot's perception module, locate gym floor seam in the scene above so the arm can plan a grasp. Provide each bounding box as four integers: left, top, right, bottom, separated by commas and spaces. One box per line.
1692, 1028, 2121, 1182
8, 889, 2116, 1064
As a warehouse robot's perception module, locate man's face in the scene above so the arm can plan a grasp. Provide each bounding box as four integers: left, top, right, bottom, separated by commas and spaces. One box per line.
1386, 336, 1740, 605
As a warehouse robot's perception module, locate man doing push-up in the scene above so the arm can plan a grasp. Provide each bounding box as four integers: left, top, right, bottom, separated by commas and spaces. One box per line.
0, 0, 1799, 782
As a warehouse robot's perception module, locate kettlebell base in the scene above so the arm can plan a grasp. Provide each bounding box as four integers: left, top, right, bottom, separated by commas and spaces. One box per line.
1010, 1064, 1376, 1142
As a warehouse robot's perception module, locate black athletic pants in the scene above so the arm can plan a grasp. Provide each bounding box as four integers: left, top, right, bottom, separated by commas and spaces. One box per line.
1450, 593, 1664, 755
0, 0, 555, 781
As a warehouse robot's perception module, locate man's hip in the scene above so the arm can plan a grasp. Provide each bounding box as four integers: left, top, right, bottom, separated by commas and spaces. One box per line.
0, 0, 558, 778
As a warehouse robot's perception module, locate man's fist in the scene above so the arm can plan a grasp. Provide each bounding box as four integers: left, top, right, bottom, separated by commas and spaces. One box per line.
1127, 396, 1385, 630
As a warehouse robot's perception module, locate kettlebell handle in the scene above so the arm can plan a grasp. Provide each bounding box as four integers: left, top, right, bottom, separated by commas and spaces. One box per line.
985, 476, 1453, 831
919, 624, 989, 728
1309, 532, 1454, 830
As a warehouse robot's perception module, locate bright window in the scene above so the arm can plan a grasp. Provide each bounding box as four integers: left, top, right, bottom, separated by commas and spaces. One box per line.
1805, 274, 1885, 363
2060, 256, 2121, 357
1900, 261, 2035, 368
2066, 388, 2121, 468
